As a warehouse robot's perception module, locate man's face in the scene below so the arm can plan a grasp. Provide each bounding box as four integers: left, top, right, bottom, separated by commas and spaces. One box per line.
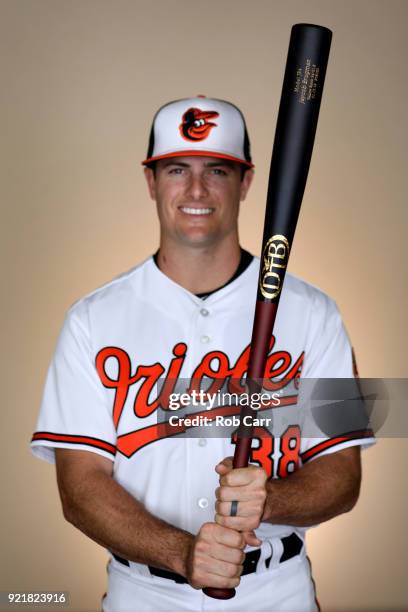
144, 156, 253, 248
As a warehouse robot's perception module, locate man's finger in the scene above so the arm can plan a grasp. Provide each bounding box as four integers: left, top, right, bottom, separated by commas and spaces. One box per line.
215, 457, 233, 474
215, 485, 256, 502
215, 513, 261, 532
215, 499, 259, 517
219, 465, 267, 487
205, 542, 246, 565
212, 524, 246, 549
243, 530, 262, 547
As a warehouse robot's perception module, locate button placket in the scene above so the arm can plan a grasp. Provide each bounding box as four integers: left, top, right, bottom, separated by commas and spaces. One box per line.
197, 303, 211, 344
186, 304, 214, 527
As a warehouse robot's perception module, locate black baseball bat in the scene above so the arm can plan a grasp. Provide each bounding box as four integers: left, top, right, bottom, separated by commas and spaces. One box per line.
203, 22, 332, 600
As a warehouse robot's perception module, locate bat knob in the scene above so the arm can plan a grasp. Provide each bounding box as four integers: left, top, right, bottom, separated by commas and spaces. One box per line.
202, 586, 236, 599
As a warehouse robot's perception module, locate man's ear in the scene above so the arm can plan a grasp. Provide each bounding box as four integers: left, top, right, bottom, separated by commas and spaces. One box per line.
144, 167, 156, 200
240, 168, 254, 201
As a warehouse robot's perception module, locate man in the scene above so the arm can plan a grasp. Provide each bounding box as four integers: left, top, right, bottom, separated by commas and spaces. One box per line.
31, 96, 375, 611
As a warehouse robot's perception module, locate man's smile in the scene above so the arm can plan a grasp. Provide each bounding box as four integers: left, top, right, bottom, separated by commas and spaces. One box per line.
178, 206, 215, 216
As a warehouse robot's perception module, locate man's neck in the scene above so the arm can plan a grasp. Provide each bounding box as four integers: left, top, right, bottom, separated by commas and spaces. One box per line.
156, 238, 242, 295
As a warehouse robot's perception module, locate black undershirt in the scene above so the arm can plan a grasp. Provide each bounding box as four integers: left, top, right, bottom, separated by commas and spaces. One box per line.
152, 248, 254, 299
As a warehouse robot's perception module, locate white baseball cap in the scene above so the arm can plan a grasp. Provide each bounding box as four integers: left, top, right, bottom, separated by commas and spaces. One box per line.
142, 96, 254, 168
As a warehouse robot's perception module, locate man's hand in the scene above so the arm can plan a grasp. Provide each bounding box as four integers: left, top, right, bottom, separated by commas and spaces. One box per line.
186, 522, 245, 590
214, 456, 267, 547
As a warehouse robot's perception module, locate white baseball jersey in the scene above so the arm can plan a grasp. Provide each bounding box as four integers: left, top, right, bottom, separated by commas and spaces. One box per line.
30, 254, 375, 610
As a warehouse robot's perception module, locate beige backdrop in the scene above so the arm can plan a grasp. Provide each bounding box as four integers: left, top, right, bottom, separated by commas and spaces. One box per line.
1, 0, 407, 610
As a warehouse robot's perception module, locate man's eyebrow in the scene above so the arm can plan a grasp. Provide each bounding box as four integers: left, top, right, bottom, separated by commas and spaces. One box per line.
161, 160, 190, 168
160, 160, 236, 170
204, 160, 235, 169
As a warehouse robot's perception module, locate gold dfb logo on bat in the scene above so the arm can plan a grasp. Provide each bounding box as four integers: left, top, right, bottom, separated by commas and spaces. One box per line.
260, 235, 290, 300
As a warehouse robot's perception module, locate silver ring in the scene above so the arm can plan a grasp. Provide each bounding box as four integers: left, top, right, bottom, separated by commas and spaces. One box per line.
230, 500, 238, 517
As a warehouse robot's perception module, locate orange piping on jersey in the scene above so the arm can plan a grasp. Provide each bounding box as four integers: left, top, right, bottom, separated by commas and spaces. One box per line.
300, 429, 374, 463
31, 432, 116, 456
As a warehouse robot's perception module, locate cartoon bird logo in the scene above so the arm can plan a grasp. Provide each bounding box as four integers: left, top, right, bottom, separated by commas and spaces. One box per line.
179, 107, 219, 141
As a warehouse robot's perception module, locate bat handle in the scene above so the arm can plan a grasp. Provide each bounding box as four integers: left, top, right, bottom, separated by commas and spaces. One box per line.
202, 435, 253, 599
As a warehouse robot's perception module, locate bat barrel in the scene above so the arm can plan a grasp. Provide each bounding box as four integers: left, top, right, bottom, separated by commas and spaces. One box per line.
259, 24, 332, 304
244, 21, 333, 459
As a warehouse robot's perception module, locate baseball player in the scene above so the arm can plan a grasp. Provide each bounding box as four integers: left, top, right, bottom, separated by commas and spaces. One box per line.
31, 96, 375, 611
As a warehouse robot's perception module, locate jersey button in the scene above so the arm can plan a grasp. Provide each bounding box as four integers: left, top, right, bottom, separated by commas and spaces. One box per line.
200, 308, 209, 317
198, 497, 209, 509
198, 438, 207, 447
200, 335, 210, 344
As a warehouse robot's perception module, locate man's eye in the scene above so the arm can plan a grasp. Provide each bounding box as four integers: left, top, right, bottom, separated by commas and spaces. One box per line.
210, 168, 227, 176
168, 168, 184, 174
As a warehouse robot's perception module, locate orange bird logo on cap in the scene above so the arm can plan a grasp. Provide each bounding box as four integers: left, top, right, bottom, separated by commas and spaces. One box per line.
179, 107, 219, 141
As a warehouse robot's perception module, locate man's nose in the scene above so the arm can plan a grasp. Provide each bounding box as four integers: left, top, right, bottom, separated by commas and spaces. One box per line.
186, 172, 209, 199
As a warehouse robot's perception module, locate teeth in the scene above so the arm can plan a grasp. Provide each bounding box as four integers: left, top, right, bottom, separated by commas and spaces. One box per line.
180, 207, 213, 215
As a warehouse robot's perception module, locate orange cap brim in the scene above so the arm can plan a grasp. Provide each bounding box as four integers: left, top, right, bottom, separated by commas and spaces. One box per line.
142, 150, 254, 168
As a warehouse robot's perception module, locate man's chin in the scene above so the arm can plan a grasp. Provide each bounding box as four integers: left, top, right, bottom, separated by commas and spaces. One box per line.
175, 230, 221, 249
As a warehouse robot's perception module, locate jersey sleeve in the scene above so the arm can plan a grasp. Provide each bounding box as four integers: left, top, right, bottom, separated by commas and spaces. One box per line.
299, 292, 376, 465
30, 303, 117, 464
